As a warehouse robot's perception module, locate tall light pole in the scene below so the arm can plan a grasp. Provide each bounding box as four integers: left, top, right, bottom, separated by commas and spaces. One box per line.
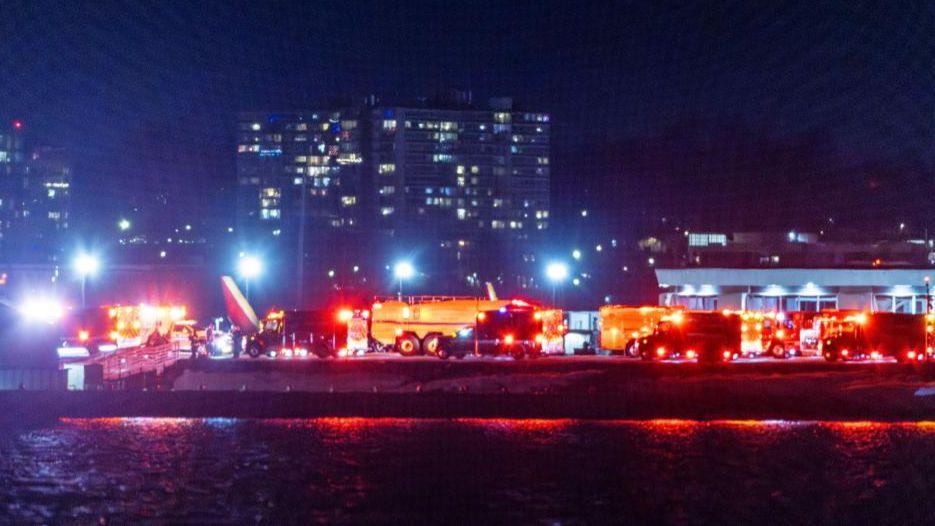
73, 253, 99, 308
238, 255, 262, 302
546, 261, 569, 305
394, 261, 415, 299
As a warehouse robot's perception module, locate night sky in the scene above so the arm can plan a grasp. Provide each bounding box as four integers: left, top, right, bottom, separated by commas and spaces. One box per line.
1, 1, 932, 236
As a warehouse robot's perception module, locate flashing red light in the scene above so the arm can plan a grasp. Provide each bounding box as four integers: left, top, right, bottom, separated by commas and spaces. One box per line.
722, 350, 732, 360
908, 351, 917, 361
503, 334, 515, 345
656, 347, 666, 357
12, 120, 22, 130
78, 330, 90, 342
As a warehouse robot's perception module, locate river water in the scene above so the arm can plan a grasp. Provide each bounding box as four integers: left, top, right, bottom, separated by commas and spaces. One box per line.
1, 418, 934, 524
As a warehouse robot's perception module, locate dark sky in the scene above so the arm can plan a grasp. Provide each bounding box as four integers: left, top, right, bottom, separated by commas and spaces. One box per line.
1, 1, 932, 234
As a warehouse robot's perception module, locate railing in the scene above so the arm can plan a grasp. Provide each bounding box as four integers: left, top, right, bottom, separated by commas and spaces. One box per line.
95, 342, 184, 381
373, 295, 483, 304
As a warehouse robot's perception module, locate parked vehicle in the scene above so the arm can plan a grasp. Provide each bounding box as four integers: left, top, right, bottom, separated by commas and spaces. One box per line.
821, 312, 930, 362
245, 308, 368, 358
599, 305, 673, 356
639, 310, 741, 363
436, 303, 543, 360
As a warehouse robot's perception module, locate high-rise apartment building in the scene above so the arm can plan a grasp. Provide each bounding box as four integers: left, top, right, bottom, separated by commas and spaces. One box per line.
0, 121, 71, 261
236, 98, 549, 244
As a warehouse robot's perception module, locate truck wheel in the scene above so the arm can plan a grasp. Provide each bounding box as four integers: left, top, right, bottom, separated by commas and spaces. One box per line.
624, 340, 639, 358
313, 342, 332, 359
770, 344, 787, 359
422, 334, 442, 356
247, 343, 262, 358
397, 335, 421, 357
510, 344, 526, 360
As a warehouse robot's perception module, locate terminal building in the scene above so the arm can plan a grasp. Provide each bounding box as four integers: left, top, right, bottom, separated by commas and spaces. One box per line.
655, 267, 934, 313
655, 230, 935, 313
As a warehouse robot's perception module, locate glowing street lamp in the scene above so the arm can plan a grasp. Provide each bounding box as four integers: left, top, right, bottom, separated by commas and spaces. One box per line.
74, 253, 100, 308
394, 261, 415, 298
238, 255, 263, 301
118, 218, 131, 231
545, 261, 569, 305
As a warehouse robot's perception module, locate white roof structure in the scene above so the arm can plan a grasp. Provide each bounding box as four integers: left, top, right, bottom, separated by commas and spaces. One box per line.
655, 268, 934, 288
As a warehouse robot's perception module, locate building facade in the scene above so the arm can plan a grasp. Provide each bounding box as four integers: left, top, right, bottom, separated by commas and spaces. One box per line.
656, 268, 935, 314
235, 98, 551, 302
0, 121, 71, 262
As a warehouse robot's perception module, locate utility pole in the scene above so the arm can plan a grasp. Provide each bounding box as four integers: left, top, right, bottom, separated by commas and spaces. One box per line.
297, 175, 307, 309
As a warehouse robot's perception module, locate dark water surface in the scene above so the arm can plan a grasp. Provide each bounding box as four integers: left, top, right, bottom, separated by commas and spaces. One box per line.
1, 418, 935, 524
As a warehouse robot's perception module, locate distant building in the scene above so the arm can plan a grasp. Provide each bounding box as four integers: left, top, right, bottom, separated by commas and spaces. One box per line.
236, 98, 550, 243
235, 97, 551, 302
0, 121, 71, 262
656, 267, 935, 313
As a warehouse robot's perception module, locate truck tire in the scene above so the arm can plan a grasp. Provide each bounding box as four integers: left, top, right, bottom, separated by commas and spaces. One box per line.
510, 344, 526, 360
247, 342, 262, 358
770, 344, 787, 359
397, 334, 421, 357
624, 339, 639, 358
422, 334, 442, 356
313, 342, 332, 359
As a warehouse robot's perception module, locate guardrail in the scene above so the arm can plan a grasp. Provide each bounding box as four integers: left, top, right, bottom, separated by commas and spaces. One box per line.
96, 343, 184, 381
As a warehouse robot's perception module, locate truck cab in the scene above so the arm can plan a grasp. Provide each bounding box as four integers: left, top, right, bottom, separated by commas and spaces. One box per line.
246, 308, 366, 359
639, 311, 741, 363
822, 312, 929, 362
437, 304, 544, 360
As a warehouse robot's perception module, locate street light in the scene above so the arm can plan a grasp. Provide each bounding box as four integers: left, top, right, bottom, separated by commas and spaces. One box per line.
118, 218, 131, 231
74, 253, 99, 308
545, 261, 569, 305
394, 261, 415, 298
238, 255, 262, 301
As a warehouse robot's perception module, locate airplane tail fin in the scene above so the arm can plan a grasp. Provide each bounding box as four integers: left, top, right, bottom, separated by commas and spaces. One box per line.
485, 282, 498, 301
220, 276, 260, 332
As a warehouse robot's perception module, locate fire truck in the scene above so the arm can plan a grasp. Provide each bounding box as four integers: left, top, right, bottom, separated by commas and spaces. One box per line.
436, 302, 544, 359
821, 311, 932, 362
638, 310, 742, 363
538, 308, 567, 355
57, 304, 188, 357
370, 296, 513, 356
599, 305, 672, 356
245, 308, 370, 358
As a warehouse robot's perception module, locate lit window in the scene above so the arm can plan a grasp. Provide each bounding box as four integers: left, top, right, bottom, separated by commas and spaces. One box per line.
382, 119, 397, 131
381, 207, 395, 216
251, 123, 261, 131
379, 163, 396, 174
457, 208, 467, 220
341, 196, 357, 206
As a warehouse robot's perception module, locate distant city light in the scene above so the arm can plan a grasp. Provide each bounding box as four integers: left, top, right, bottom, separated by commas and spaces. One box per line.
595, 244, 603, 252
12, 120, 22, 130
159, 250, 167, 259
238, 255, 263, 279
580, 209, 588, 217
647, 258, 655, 266
118, 218, 131, 231
572, 249, 581, 260
545, 262, 569, 283
328, 269, 335, 278
572, 278, 581, 286
353, 265, 360, 273
73, 253, 99, 277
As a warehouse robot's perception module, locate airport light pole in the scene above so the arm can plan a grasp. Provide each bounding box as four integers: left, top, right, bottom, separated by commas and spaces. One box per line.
238, 255, 263, 302
546, 261, 569, 305
73, 253, 99, 308
394, 261, 415, 300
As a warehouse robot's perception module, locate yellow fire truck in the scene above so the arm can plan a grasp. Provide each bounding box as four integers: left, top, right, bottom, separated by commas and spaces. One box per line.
599, 305, 673, 356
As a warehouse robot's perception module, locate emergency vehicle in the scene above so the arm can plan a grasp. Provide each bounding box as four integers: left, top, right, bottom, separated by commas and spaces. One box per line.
538, 308, 567, 355
370, 296, 513, 356
436, 302, 544, 359
820, 311, 932, 362
638, 310, 742, 363
57, 303, 188, 357
245, 308, 369, 358
598, 305, 672, 356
